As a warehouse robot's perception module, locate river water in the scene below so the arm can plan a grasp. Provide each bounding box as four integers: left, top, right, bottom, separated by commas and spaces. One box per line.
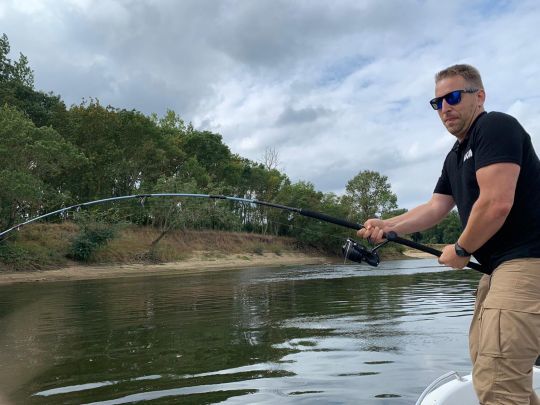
0, 259, 481, 404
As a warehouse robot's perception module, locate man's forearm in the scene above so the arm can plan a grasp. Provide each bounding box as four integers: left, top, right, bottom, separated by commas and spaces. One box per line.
359, 194, 454, 244
385, 200, 453, 235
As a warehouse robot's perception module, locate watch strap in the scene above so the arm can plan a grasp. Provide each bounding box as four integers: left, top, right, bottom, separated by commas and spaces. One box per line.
455, 242, 472, 257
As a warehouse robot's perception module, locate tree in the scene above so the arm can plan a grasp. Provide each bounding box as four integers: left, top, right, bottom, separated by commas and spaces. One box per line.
0, 104, 86, 229
262, 147, 280, 170
381, 208, 408, 220
146, 176, 243, 254
414, 210, 462, 244
0, 34, 63, 129
182, 130, 231, 180
0, 34, 34, 87
342, 170, 398, 224
151, 109, 188, 178
62, 100, 176, 199
11, 53, 34, 88
0, 33, 12, 82
440, 210, 462, 242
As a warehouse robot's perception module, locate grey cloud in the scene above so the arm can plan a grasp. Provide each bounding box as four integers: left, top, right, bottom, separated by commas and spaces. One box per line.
202, 1, 462, 71
275, 106, 333, 127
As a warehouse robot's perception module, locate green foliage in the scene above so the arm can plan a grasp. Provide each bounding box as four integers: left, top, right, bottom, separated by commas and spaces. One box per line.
0, 34, 63, 129
342, 170, 398, 224
61, 100, 175, 199
272, 182, 350, 254
66, 211, 120, 262
0, 242, 33, 268
0, 33, 9, 80
412, 210, 462, 244
0, 81, 66, 128
11, 54, 34, 88
381, 208, 408, 220
68, 224, 116, 262
0, 236, 69, 271
182, 130, 232, 179
0, 104, 86, 229
0, 33, 34, 87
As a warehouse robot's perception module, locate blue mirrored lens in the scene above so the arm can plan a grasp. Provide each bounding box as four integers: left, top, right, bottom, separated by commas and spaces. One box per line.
445, 90, 462, 105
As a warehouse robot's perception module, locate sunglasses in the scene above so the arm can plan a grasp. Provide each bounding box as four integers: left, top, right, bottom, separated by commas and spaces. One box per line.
429, 88, 479, 110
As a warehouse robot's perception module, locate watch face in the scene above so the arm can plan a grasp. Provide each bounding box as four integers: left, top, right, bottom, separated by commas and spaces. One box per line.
455, 243, 469, 257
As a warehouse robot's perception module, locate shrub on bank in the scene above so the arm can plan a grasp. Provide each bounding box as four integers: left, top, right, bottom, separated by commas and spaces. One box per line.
68, 225, 116, 262
0, 243, 32, 269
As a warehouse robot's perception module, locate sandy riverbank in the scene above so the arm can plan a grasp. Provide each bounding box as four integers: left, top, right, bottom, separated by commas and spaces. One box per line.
401, 249, 434, 259
0, 247, 432, 285
0, 252, 336, 285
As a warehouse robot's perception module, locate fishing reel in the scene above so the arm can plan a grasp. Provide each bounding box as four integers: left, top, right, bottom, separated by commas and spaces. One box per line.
342, 237, 389, 267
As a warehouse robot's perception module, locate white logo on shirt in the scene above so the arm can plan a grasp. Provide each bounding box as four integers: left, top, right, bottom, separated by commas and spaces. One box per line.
463, 149, 473, 162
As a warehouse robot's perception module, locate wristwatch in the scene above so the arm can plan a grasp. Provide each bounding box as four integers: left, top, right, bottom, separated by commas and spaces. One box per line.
455, 242, 472, 257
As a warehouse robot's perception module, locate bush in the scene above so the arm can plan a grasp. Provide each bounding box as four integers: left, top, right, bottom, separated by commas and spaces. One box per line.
0, 243, 32, 268
68, 225, 115, 262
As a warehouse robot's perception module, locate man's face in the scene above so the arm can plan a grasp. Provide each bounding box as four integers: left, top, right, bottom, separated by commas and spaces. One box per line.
434, 75, 484, 140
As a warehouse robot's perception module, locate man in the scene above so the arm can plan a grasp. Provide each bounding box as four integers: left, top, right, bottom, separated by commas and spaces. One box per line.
358, 64, 540, 404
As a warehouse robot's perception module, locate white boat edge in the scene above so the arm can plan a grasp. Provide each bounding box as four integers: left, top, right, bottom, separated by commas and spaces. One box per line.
416, 366, 540, 405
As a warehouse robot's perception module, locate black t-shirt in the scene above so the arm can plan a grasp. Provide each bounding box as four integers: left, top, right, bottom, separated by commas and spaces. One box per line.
434, 111, 540, 273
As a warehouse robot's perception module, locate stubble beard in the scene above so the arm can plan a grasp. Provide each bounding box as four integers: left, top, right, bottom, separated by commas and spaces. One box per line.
444, 108, 475, 140
445, 119, 466, 137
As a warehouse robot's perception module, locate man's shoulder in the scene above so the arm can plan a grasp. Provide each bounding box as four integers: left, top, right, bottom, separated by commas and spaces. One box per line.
479, 111, 520, 126
473, 111, 524, 140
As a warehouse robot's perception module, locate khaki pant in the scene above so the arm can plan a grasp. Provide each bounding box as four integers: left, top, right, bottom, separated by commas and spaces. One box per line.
469, 258, 540, 405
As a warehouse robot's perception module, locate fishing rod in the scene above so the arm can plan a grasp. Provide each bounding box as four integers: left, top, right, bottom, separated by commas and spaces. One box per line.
0, 193, 486, 274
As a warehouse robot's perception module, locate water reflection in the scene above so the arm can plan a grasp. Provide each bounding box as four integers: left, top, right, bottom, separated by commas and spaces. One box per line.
0, 259, 481, 404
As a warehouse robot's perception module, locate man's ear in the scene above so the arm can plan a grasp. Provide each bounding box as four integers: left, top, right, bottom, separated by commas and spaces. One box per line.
477, 88, 486, 107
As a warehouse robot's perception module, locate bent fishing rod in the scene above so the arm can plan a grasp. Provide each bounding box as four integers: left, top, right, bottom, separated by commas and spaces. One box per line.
0, 193, 486, 274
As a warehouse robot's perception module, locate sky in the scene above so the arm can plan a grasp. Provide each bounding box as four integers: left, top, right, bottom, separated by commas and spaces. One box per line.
2, 0, 540, 209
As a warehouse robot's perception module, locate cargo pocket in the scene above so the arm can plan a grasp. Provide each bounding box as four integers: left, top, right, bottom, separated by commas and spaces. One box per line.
499, 310, 540, 359
478, 308, 502, 357
473, 308, 503, 403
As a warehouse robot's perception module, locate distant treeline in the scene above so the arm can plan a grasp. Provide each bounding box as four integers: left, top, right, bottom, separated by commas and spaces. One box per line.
0, 33, 460, 255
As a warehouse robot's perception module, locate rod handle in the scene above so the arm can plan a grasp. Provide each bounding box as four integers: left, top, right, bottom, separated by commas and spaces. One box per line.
386, 231, 488, 274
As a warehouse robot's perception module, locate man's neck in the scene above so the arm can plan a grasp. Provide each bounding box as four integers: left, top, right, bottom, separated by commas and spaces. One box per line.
456, 109, 485, 142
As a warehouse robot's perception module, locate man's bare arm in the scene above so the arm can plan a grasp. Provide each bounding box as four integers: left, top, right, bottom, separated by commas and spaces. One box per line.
456, 162, 520, 253
358, 193, 455, 242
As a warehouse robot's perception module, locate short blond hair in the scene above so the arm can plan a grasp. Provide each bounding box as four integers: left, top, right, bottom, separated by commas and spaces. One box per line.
435, 64, 484, 89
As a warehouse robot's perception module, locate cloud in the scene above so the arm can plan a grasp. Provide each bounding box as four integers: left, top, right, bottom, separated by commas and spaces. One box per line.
2, 0, 540, 209
275, 106, 333, 127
